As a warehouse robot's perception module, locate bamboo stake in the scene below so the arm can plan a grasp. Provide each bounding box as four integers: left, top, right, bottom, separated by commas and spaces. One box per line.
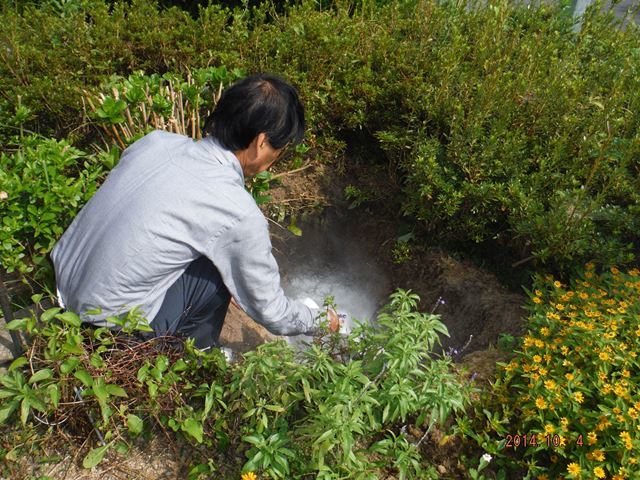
125, 105, 135, 132
178, 90, 185, 135
111, 125, 126, 150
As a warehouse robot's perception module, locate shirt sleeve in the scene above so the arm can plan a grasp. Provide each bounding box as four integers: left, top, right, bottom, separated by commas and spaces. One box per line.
206, 211, 320, 336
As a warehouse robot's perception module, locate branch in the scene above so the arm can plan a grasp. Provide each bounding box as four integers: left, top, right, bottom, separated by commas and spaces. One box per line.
269, 162, 314, 182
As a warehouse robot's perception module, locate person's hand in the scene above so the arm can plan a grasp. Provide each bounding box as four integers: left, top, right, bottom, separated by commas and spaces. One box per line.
327, 308, 341, 333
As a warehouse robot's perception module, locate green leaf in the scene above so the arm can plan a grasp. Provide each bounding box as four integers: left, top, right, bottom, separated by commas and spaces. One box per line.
126, 414, 144, 435
265, 404, 285, 413
20, 396, 31, 424
136, 364, 149, 382
5, 318, 27, 331
29, 368, 53, 385
82, 444, 110, 469
60, 357, 80, 374
105, 384, 128, 398
0, 389, 16, 399
182, 417, 203, 443
115, 441, 129, 454
8, 357, 28, 372
41, 307, 61, 323
242, 435, 263, 446
74, 370, 94, 387
313, 429, 335, 446
56, 311, 81, 328
62, 341, 84, 355
93, 378, 108, 403
48, 384, 60, 408
287, 224, 302, 236
0, 400, 19, 424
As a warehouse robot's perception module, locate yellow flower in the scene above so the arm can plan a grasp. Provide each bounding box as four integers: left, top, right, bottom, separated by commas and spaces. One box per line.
611, 266, 620, 275
594, 466, 606, 479
533, 296, 542, 304
592, 449, 605, 461
566, 373, 575, 380
540, 327, 550, 336
599, 352, 610, 361
535, 289, 543, 296
536, 397, 547, 410
567, 462, 581, 475
533, 355, 542, 363
241, 473, 257, 480
545, 380, 557, 390
556, 303, 565, 311
554, 280, 562, 288
587, 432, 597, 445
574, 392, 584, 404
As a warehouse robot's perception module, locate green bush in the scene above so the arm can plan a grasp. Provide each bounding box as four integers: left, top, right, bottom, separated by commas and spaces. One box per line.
0, 290, 471, 479
0, 136, 103, 274
0, 0, 242, 138
3, 0, 640, 273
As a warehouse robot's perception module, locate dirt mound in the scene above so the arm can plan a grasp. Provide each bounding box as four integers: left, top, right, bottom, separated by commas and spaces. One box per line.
391, 249, 526, 353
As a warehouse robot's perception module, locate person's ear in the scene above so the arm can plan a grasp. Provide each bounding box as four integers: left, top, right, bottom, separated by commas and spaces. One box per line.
256, 132, 268, 152
245, 134, 260, 161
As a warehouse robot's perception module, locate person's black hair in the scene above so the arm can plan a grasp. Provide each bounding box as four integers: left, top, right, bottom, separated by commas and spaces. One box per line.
203, 73, 305, 151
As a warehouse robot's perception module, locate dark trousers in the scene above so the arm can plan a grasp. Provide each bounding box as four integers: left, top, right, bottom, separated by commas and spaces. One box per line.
151, 256, 230, 350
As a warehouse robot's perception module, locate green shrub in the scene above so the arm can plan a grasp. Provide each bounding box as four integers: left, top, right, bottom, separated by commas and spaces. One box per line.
0, 136, 103, 274
469, 265, 640, 479
0, 290, 471, 479
3, 0, 640, 273
0, 0, 241, 138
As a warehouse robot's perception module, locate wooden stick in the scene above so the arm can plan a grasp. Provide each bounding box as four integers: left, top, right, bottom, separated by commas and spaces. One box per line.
269, 162, 313, 181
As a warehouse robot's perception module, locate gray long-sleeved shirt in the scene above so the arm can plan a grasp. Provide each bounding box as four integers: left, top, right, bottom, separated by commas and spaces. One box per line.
51, 130, 318, 335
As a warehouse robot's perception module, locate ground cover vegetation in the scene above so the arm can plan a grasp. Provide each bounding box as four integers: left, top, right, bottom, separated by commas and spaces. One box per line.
2, 0, 640, 478
460, 265, 640, 478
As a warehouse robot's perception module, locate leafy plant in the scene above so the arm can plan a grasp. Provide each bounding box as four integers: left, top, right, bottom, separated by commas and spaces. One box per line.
0, 290, 471, 479
85, 66, 244, 148
472, 265, 640, 478
0, 136, 103, 274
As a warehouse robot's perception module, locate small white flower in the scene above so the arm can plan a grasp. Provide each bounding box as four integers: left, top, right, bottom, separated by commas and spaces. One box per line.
481, 453, 492, 463
0, 191, 7, 200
